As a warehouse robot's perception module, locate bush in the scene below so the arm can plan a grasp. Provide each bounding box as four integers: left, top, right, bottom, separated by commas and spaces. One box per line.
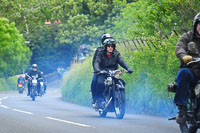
0, 76, 18, 92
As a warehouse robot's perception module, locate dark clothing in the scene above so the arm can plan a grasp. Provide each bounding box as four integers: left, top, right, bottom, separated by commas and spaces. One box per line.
94, 50, 131, 72
94, 50, 131, 101
92, 46, 104, 70
18, 77, 25, 85
175, 31, 200, 67
25, 70, 42, 80
91, 46, 104, 102
174, 68, 198, 105
175, 30, 200, 105
91, 73, 98, 101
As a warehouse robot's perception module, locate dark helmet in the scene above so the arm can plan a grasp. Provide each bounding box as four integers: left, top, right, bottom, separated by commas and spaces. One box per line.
193, 13, 200, 32
32, 64, 37, 68
103, 38, 116, 50
101, 33, 112, 45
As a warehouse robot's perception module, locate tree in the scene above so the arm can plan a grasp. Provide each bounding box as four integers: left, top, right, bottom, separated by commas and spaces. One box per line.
0, 18, 32, 77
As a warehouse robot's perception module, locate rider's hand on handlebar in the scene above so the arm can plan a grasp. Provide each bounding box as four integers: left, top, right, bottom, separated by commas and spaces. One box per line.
182, 55, 192, 64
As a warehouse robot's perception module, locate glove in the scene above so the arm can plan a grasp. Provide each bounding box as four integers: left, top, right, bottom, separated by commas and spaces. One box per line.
182, 55, 192, 64
127, 68, 134, 74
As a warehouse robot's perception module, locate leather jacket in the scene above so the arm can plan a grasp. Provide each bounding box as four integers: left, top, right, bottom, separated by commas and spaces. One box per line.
94, 50, 131, 72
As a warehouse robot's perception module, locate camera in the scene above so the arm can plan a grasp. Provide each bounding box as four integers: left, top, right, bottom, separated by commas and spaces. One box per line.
167, 82, 177, 93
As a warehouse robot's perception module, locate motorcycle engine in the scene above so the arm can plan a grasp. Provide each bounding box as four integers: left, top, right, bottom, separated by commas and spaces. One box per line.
104, 77, 112, 86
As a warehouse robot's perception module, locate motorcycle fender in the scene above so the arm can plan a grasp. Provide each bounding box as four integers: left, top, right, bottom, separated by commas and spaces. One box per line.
116, 84, 125, 90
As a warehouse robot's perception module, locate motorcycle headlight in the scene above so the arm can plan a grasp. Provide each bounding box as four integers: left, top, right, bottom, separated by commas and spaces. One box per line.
40, 82, 44, 86
104, 77, 112, 86
114, 70, 123, 79
32, 79, 37, 84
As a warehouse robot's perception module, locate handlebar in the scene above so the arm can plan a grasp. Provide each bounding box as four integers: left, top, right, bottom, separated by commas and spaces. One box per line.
97, 69, 129, 75
187, 57, 200, 65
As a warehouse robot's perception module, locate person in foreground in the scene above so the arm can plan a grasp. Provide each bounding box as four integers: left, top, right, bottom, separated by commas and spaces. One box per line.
174, 12, 200, 124
93, 38, 133, 108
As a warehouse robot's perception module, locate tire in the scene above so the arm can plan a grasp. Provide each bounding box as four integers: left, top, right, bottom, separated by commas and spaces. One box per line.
179, 123, 198, 133
31, 87, 36, 101
19, 90, 23, 94
188, 125, 198, 133
179, 123, 188, 133
114, 89, 125, 119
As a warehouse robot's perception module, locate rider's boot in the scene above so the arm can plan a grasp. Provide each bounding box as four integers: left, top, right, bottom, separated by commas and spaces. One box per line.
92, 98, 97, 109
176, 105, 187, 124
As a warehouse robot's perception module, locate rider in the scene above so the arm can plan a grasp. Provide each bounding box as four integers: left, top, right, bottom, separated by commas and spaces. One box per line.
25, 64, 43, 96
93, 38, 133, 108
91, 33, 113, 106
17, 74, 26, 87
174, 12, 200, 124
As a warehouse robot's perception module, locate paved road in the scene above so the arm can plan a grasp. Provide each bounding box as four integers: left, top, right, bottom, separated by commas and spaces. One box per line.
0, 81, 186, 133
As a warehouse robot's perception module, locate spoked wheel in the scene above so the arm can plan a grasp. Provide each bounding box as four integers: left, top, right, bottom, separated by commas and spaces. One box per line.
179, 123, 188, 133
114, 90, 125, 119
179, 123, 198, 133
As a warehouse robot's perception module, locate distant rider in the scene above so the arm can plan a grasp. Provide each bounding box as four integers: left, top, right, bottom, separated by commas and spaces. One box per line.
93, 38, 133, 108
17, 74, 26, 87
174, 12, 200, 124
25, 64, 43, 96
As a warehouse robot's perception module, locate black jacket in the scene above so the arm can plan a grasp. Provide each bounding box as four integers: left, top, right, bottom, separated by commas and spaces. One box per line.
92, 46, 104, 70
25, 70, 42, 80
94, 50, 131, 72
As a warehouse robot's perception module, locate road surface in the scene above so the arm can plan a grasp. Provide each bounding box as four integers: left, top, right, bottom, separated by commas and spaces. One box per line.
0, 81, 186, 133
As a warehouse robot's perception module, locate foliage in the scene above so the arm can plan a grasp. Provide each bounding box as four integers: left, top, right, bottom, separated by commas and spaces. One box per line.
61, 56, 93, 105
0, 17, 31, 77
0, 76, 18, 92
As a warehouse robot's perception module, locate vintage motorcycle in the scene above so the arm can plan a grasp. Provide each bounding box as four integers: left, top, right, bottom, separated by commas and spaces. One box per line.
26, 74, 43, 101
168, 57, 200, 133
94, 69, 129, 119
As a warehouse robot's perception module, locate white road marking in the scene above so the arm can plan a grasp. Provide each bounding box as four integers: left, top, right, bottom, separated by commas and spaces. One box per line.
0, 105, 9, 109
45, 117, 94, 128
0, 96, 8, 105
3, 96, 8, 100
12, 109, 33, 115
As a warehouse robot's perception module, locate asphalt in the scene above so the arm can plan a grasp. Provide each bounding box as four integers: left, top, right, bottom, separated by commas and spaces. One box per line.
0, 80, 191, 133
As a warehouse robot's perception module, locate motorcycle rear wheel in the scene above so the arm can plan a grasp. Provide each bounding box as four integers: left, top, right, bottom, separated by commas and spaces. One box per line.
114, 90, 125, 119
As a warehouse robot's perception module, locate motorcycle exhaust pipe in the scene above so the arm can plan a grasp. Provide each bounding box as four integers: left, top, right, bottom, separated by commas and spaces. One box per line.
102, 97, 112, 112
168, 117, 176, 120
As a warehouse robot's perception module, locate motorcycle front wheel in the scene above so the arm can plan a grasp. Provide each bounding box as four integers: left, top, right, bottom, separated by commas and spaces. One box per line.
31, 87, 36, 101
179, 123, 198, 133
114, 89, 125, 119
